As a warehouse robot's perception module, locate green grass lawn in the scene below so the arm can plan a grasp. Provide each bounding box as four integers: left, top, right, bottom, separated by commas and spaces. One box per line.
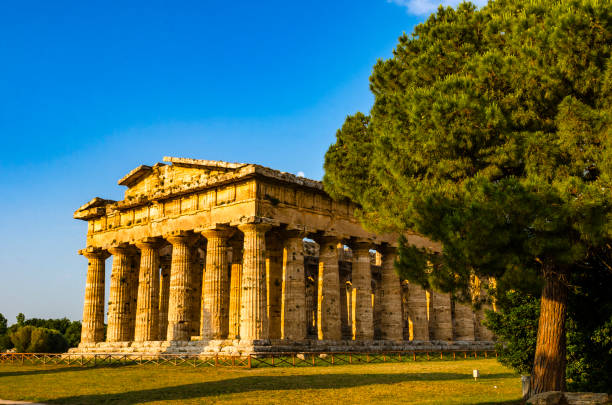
0, 358, 521, 404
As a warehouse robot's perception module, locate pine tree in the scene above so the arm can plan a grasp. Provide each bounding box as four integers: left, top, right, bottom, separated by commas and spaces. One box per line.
324, 0, 611, 394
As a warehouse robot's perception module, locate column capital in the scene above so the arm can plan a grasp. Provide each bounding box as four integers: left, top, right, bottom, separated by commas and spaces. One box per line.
164, 231, 197, 246
79, 247, 110, 260
108, 244, 137, 256
237, 223, 273, 234
135, 237, 163, 251
380, 244, 398, 256
350, 240, 373, 254
199, 227, 235, 240
314, 234, 341, 246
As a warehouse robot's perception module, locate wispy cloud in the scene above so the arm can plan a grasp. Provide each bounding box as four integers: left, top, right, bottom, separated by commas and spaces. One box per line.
388, 0, 487, 16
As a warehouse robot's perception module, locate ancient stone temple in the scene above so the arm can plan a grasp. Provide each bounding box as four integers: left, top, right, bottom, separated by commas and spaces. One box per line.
73, 157, 494, 355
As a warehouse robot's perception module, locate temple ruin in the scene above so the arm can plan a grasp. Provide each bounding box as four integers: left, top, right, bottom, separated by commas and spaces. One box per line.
73, 157, 494, 355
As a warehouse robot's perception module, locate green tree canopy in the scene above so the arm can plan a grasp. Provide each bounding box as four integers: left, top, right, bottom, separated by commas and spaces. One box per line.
9, 326, 68, 353
324, 0, 610, 394
0, 313, 7, 336
16, 313, 25, 327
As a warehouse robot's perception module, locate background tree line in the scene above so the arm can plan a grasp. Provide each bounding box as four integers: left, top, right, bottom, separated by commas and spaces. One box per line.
0, 313, 83, 353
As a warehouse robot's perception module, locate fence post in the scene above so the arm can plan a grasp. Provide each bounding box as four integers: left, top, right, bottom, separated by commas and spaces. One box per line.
427, 352, 430, 361
453, 352, 456, 360
312, 354, 315, 366
349, 353, 352, 364
413, 351, 416, 361
440, 352, 443, 360
292, 353, 295, 366
248, 355, 252, 369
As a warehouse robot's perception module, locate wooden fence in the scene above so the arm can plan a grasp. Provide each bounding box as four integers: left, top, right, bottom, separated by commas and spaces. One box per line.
0, 350, 496, 368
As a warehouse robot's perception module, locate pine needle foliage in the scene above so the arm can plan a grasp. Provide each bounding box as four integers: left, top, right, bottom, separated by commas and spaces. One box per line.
324, 0, 611, 393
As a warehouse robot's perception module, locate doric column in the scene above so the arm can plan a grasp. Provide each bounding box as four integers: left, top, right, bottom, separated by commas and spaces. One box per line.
339, 261, 352, 339
379, 246, 403, 341
134, 239, 161, 342
228, 239, 243, 339
453, 301, 476, 341
166, 233, 196, 341
237, 223, 271, 341
200, 228, 233, 339
190, 243, 204, 337
316, 236, 342, 340
351, 241, 374, 340
473, 276, 496, 341
79, 247, 110, 344
281, 231, 307, 340
266, 233, 283, 339
126, 251, 140, 341
107, 245, 135, 342
431, 291, 453, 341
158, 254, 171, 340
403, 282, 430, 340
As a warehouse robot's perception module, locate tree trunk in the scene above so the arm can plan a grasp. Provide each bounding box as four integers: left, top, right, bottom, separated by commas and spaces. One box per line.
530, 266, 568, 396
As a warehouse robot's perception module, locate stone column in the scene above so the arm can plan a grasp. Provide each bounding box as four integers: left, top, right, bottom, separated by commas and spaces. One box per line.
266, 234, 283, 339
338, 262, 352, 340
107, 245, 135, 342
431, 291, 453, 341
351, 242, 374, 340
316, 236, 342, 341
166, 233, 195, 341
305, 269, 317, 337
453, 301, 476, 341
158, 254, 171, 340
126, 251, 140, 341
190, 243, 204, 337
281, 231, 307, 340
134, 239, 161, 342
473, 276, 496, 341
79, 248, 110, 344
228, 240, 243, 339
200, 228, 233, 339
379, 246, 403, 341
237, 223, 271, 341
404, 283, 430, 341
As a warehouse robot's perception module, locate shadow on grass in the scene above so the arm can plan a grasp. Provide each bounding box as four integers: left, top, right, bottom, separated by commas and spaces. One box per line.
0, 363, 132, 378
46, 372, 518, 404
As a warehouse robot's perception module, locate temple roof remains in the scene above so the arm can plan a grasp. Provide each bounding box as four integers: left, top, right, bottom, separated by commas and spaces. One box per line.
75, 157, 323, 219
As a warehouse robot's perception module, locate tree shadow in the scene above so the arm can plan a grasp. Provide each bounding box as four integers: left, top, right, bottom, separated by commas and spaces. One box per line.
0, 363, 132, 378
46, 372, 518, 404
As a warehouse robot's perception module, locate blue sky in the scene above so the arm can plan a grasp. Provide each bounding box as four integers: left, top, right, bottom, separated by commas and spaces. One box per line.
0, 0, 484, 324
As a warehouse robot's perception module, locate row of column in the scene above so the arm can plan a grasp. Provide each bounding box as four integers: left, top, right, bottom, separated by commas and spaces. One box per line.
398, 283, 495, 342
80, 225, 402, 344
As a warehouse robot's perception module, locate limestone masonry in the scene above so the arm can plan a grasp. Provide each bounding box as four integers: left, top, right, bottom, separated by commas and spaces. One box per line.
72, 157, 495, 355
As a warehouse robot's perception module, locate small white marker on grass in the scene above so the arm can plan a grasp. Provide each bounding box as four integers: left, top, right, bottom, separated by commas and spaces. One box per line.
473, 369, 480, 381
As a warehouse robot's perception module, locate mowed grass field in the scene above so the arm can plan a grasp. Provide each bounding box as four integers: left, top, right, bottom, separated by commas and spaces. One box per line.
0, 358, 521, 404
